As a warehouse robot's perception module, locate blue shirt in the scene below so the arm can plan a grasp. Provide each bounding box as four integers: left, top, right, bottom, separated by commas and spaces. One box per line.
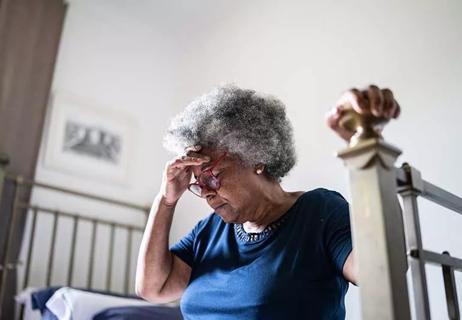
170, 188, 353, 319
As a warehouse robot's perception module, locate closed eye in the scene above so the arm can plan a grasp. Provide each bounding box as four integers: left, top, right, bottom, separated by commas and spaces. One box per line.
200, 163, 214, 171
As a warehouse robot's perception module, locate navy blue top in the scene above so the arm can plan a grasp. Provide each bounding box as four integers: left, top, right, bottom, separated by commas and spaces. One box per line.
170, 188, 352, 319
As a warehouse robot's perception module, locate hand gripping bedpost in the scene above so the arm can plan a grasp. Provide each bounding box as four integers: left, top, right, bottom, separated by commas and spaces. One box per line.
336, 106, 412, 320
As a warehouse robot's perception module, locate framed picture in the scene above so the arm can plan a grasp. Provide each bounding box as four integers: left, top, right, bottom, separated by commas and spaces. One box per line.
43, 92, 136, 185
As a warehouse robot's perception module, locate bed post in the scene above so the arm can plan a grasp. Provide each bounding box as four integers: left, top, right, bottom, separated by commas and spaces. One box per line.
0, 152, 10, 319
0, 153, 8, 203
336, 109, 411, 320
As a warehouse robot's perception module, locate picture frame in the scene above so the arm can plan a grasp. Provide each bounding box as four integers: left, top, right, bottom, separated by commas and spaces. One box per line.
43, 92, 136, 185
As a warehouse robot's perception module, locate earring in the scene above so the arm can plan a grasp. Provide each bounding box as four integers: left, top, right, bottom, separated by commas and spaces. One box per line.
256, 168, 263, 175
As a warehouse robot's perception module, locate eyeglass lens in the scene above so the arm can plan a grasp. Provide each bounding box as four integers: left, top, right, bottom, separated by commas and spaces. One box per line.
190, 173, 220, 196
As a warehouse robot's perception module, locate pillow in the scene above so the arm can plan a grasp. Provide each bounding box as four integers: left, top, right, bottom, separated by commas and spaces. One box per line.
29, 286, 147, 315
46, 287, 154, 320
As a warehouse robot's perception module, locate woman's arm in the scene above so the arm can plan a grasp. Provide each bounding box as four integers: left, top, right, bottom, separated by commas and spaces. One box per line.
135, 148, 209, 303
343, 250, 358, 286
135, 194, 191, 303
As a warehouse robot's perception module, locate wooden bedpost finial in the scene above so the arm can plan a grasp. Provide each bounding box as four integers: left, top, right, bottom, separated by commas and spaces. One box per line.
338, 103, 389, 147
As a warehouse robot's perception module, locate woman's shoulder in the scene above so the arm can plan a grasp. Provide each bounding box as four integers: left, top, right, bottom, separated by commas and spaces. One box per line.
302, 187, 346, 199
295, 188, 349, 216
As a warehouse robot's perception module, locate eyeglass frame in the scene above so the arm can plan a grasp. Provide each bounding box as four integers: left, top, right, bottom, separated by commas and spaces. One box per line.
187, 152, 228, 197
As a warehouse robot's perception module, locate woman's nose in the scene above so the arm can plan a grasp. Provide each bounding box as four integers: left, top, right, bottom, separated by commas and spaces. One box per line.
200, 185, 217, 199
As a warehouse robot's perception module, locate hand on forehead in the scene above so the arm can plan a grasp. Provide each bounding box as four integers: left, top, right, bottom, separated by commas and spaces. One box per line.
183, 146, 216, 178
185, 145, 221, 161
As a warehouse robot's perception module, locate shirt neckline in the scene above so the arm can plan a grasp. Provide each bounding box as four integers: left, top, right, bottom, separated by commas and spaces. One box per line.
233, 192, 304, 244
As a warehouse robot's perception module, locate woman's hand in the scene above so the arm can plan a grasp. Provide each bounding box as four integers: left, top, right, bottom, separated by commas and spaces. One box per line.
326, 85, 401, 142
160, 145, 210, 206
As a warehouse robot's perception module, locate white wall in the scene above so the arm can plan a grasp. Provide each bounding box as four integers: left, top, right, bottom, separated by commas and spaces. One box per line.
29, 0, 462, 318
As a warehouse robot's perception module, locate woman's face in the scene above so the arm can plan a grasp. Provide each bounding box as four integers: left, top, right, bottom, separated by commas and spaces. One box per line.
190, 148, 262, 224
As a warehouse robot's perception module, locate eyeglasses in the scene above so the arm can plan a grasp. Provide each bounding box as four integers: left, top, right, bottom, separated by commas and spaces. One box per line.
188, 152, 227, 197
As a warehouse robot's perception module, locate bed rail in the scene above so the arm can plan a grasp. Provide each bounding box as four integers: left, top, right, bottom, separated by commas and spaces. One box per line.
397, 163, 461, 320
0, 157, 150, 319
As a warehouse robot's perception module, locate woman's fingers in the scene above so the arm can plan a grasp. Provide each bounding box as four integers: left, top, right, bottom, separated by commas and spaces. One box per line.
381, 88, 395, 118
393, 101, 401, 118
337, 89, 369, 115
338, 86, 400, 120
325, 105, 355, 142
184, 145, 202, 153
184, 145, 212, 162
326, 106, 341, 129
349, 88, 369, 114
328, 85, 401, 142
161, 146, 209, 202
168, 156, 209, 170
185, 151, 208, 159
365, 85, 384, 117
166, 154, 210, 179
164, 145, 213, 183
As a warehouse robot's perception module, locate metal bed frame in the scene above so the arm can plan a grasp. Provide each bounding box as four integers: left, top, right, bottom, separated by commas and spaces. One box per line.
0, 155, 150, 319
0, 109, 461, 320
337, 108, 461, 319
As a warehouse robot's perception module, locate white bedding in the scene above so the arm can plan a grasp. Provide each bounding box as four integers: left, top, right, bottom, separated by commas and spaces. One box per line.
16, 287, 176, 320
46, 287, 153, 320
15, 287, 41, 320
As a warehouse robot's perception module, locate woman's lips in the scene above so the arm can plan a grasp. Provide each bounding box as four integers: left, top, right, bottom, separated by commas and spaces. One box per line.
214, 204, 226, 210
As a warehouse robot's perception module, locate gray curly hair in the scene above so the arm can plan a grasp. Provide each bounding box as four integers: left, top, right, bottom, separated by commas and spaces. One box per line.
163, 84, 297, 181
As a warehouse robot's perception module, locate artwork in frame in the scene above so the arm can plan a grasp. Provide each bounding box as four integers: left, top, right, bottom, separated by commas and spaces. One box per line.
43, 92, 136, 185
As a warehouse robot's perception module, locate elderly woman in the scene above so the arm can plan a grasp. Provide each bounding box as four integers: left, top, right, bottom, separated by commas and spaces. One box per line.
136, 85, 400, 319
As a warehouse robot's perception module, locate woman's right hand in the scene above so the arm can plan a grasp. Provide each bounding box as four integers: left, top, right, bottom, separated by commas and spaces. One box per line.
160, 145, 210, 206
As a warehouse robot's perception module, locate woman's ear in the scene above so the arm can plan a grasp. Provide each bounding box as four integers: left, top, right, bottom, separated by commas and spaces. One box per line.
255, 164, 265, 175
